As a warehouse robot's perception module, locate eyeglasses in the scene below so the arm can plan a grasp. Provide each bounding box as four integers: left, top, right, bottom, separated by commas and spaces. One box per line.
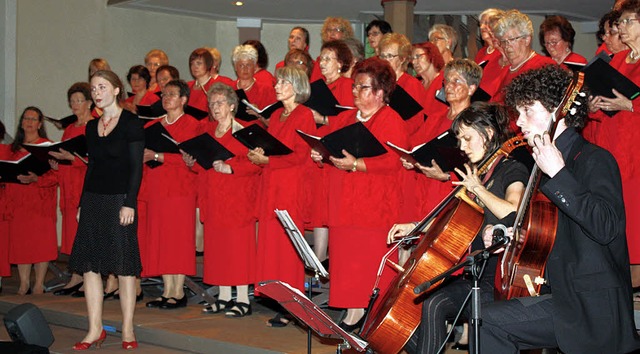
379, 53, 400, 60
327, 27, 344, 33
430, 36, 446, 42
499, 35, 526, 47
411, 53, 427, 61
603, 30, 620, 37
352, 84, 372, 91
161, 92, 181, 98
275, 79, 292, 86
146, 62, 161, 68
319, 56, 337, 62
616, 17, 639, 27
208, 100, 228, 107
23, 116, 39, 122
544, 40, 561, 47
287, 60, 305, 66
367, 31, 382, 37
69, 99, 87, 105
444, 78, 467, 86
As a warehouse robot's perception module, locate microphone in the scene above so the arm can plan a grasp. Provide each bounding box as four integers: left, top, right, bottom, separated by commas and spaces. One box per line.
491, 224, 509, 245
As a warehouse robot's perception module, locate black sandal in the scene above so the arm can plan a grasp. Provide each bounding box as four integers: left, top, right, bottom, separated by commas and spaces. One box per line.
225, 301, 252, 318
266, 313, 292, 327
202, 299, 232, 314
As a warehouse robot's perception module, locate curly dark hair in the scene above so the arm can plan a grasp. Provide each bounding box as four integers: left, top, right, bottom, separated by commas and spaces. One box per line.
505, 64, 590, 128
452, 101, 512, 157
352, 57, 396, 104
598, 11, 621, 44
126, 65, 151, 89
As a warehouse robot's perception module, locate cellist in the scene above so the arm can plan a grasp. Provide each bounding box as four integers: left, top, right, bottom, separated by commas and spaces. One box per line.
388, 101, 528, 353
480, 65, 639, 353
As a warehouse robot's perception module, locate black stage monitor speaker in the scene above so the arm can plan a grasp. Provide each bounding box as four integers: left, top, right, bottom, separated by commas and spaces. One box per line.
3, 303, 54, 348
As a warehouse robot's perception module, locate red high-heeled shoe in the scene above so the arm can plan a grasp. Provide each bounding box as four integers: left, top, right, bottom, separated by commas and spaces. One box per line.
72, 329, 106, 350
122, 340, 138, 350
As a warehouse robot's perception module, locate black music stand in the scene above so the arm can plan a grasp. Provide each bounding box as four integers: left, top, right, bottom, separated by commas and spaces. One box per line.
257, 280, 369, 353
274, 209, 331, 353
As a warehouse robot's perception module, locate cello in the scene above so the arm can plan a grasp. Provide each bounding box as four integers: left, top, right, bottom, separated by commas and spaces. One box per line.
496, 71, 585, 299
361, 135, 526, 354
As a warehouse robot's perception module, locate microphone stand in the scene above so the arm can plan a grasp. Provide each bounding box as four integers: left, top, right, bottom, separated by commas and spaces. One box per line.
414, 237, 509, 354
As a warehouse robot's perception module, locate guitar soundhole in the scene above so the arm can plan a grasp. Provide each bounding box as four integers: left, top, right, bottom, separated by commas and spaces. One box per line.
397, 258, 417, 289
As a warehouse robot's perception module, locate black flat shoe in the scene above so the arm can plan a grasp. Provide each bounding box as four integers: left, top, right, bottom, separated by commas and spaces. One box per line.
71, 290, 85, 298
53, 282, 83, 296
338, 315, 365, 333
104, 289, 118, 299
146, 296, 168, 308
160, 295, 187, 309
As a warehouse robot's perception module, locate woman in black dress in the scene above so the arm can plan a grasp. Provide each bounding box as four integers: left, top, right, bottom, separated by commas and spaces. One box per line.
69, 70, 144, 350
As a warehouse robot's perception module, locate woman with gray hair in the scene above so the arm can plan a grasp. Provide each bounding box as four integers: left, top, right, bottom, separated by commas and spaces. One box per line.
429, 24, 458, 64
475, 8, 504, 64
232, 44, 277, 123
182, 82, 260, 318
404, 59, 482, 222
490, 9, 555, 103
246, 66, 316, 327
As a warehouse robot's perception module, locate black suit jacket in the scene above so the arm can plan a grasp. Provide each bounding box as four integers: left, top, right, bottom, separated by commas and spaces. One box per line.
541, 129, 639, 353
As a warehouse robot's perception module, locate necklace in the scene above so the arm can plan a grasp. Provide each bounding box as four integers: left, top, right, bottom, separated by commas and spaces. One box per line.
101, 116, 114, 136
216, 122, 232, 136
509, 50, 536, 72
196, 76, 212, 90
239, 78, 255, 91
164, 113, 184, 125
356, 108, 379, 123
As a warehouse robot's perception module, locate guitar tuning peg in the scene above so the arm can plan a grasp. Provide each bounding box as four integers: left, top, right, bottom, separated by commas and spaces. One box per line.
573, 101, 582, 106
570, 107, 577, 115
578, 91, 586, 97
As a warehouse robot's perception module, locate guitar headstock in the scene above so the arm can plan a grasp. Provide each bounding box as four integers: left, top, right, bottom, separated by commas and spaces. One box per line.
548, 71, 586, 137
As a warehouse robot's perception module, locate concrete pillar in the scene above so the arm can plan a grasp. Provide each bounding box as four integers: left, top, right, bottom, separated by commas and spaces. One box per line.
382, 0, 415, 41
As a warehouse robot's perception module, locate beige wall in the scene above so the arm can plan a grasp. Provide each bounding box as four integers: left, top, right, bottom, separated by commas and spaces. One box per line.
11, 1, 598, 142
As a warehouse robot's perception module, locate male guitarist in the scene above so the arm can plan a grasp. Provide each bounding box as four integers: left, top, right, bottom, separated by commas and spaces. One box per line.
481, 65, 639, 353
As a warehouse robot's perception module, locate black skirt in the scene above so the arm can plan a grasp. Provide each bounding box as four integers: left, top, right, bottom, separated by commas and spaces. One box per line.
69, 192, 142, 276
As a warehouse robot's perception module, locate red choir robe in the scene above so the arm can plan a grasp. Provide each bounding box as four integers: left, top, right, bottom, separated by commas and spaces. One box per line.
5, 139, 58, 264
197, 119, 261, 285
324, 106, 409, 308
138, 114, 204, 277
584, 49, 640, 263
254, 104, 316, 293
58, 122, 91, 254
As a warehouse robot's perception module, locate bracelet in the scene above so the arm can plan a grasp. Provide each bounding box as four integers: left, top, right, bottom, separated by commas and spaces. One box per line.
322, 115, 328, 125
154, 153, 159, 162
351, 159, 358, 172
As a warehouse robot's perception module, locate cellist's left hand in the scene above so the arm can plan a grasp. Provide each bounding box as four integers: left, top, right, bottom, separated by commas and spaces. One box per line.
532, 133, 564, 178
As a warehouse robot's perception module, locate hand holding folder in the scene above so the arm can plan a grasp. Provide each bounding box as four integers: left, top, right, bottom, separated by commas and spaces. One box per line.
162, 132, 234, 170
144, 122, 180, 168
22, 135, 88, 165
0, 153, 51, 183
297, 122, 387, 164
386, 130, 468, 172
232, 124, 293, 156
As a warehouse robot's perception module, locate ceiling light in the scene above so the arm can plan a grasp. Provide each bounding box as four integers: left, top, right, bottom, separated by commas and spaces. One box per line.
234, 1, 243, 5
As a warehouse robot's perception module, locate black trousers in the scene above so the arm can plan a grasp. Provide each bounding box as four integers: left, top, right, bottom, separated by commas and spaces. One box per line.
404, 275, 495, 354
480, 294, 559, 353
